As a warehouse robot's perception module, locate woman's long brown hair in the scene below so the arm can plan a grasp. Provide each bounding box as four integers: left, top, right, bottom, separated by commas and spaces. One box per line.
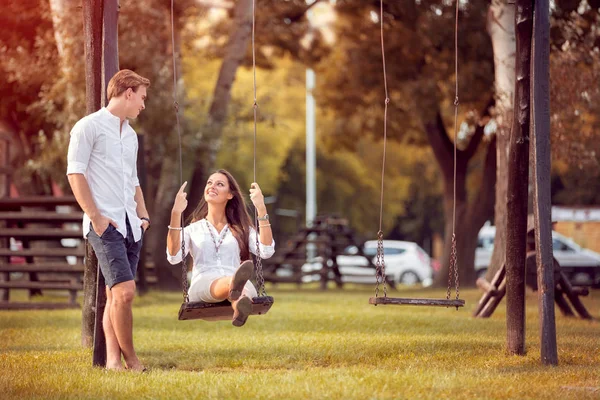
188, 169, 253, 260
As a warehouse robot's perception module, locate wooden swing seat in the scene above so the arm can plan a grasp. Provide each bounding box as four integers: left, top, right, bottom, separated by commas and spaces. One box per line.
178, 296, 274, 321
369, 296, 465, 308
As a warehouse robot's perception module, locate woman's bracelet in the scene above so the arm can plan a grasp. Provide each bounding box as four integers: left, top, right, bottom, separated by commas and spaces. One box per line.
168, 225, 183, 231
259, 223, 271, 228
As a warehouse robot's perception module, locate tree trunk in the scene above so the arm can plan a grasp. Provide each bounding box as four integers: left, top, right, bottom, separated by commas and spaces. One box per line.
186, 0, 254, 209
506, 0, 533, 356
426, 107, 496, 289
486, 0, 516, 281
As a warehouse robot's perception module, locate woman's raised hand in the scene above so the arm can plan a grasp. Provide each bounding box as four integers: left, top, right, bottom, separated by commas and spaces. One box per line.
249, 182, 265, 208
172, 181, 188, 214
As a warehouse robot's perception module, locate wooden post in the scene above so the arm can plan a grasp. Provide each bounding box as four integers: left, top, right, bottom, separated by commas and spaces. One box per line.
531, 0, 558, 366
82, 0, 104, 116
2, 138, 9, 197
1, 138, 9, 301
81, 0, 104, 349
89, 0, 120, 367
505, 0, 533, 356
89, 242, 106, 367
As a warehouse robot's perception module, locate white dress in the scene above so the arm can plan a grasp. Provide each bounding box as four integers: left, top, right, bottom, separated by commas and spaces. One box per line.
166, 219, 275, 302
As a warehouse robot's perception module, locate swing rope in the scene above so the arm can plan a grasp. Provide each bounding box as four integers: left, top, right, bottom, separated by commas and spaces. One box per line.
374, 0, 461, 303
446, 0, 460, 302
374, 0, 390, 300
251, 0, 266, 297
170, 0, 189, 303
170, 0, 267, 301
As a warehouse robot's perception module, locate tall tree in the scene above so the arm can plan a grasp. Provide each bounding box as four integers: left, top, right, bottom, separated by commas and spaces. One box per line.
0, 0, 62, 193
425, 105, 496, 287
486, 0, 516, 280
549, 0, 600, 173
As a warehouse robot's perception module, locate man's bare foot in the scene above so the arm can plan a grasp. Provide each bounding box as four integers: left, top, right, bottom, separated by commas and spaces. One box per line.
105, 362, 125, 371
125, 364, 147, 372
124, 357, 146, 372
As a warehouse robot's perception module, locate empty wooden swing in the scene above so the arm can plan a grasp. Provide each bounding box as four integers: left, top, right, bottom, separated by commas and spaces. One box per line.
368, 0, 464, 309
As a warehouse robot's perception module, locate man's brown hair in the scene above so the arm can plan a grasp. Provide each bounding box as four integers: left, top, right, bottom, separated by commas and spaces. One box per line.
107, 69, 150, 101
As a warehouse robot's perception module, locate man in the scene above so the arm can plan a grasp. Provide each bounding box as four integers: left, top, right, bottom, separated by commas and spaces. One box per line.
67, 69, 150, 371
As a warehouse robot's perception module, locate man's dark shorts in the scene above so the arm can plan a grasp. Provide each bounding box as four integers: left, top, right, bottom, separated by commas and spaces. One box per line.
87, 216, 143, 289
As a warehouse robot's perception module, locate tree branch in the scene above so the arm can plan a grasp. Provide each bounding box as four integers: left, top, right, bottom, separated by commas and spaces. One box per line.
463, 97, 495, 159
195, 0, 234, 9
425, 110, 454, 180
289, 0, 325, 23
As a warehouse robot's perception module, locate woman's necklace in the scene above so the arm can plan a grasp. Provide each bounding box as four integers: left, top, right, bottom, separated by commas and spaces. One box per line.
205, 219, 229, 265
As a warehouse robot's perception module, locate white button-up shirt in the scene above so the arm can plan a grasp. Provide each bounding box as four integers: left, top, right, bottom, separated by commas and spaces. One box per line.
66, 107, 142, 242
166, 219, 275, 286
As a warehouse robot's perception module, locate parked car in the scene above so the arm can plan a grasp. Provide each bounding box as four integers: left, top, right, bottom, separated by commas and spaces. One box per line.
300, 240, 434, 287
476, 225, 600, 287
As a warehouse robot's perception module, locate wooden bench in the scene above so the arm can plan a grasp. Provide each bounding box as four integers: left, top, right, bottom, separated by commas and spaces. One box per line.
0, 197, 86, 309
0, 228, 83, 240
0, 211, 83, 222
262, 216, 396, 290
0, 196, 81, 210
0, 248, 85, 257
0, 262, 84, 273
474, 252, 593, 320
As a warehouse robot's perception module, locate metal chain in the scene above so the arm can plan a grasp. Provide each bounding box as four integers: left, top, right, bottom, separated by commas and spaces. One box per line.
446, 233, 457, 300
255, 231, 266, 296
374, 230, 387, 298
453, 238, 460, 300
181, 217, 189, 303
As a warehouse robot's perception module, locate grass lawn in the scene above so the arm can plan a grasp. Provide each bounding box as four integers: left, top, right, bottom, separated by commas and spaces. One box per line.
0, 285, 598, 399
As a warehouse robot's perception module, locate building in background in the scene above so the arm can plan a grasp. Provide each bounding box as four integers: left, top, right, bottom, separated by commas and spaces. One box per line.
552, 206, 600, 253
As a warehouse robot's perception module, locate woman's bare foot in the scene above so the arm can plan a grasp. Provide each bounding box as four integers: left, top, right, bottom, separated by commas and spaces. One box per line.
231, 296, 253, 327
229, 260, 253, 301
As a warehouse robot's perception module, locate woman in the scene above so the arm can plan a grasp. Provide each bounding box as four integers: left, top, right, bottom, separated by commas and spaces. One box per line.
166, 169, 275, 327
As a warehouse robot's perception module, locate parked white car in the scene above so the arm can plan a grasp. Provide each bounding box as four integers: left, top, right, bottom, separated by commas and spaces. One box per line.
476, 225, 600, 285
301, 240, 434, 287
